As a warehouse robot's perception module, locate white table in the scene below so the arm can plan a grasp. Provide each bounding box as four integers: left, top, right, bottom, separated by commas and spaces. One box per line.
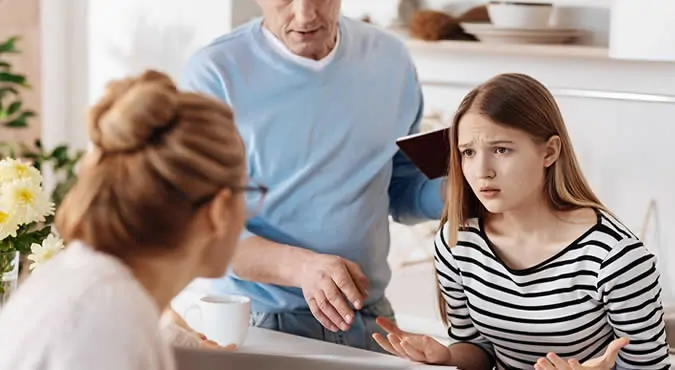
236, 327, 457, 369
236, 327, 675, 368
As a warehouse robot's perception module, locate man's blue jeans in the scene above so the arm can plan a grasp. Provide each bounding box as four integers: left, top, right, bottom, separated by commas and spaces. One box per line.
249, 297, 396, 354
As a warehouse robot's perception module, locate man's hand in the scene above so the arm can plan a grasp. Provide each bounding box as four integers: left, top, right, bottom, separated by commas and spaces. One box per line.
373, 317, 453, 365
535, 337, 629, 370
299, 253, 369, 332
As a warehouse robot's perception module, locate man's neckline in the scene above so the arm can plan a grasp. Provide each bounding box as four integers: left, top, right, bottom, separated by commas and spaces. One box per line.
260, 23, 341, 71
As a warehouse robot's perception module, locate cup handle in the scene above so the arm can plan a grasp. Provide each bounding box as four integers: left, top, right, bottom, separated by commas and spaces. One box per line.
183, 303, 203, 334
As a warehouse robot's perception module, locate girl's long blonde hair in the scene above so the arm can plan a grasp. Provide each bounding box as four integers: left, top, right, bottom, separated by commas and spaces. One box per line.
437, 73, 608, 321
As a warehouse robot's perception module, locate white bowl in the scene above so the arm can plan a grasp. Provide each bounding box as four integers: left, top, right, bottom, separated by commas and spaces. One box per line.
487, 2, 554, 29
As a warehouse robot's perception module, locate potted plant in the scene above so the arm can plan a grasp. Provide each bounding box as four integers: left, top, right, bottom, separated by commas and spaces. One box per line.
0, 158, 63, 305
0, 36, 83, 306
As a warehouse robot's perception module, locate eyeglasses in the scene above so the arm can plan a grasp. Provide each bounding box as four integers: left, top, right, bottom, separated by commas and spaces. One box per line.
194, 182, 268, 218
230, 182, 268, 218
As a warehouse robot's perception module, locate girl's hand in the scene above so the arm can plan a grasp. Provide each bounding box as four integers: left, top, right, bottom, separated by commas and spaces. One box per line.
372, 316, 453, 365
534, 337, 629, 370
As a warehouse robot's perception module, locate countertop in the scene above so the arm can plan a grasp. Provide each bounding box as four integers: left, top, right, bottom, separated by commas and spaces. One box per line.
237, 326, 457, 369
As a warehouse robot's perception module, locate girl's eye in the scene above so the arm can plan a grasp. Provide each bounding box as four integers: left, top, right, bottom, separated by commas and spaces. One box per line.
461, 149, 475, 157
495, 147, 509, 154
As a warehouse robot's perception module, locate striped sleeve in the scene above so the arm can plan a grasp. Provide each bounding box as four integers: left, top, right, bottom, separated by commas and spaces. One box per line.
434, 228, 495, 357
597, 238, 671, 369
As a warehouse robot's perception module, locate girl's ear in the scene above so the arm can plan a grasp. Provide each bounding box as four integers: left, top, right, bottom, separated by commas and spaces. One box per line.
544, 135, 561, 168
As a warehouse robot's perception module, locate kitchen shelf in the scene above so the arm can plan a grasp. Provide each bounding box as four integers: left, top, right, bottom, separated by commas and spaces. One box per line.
405, 38, 609, 60
488, 0, 615, 8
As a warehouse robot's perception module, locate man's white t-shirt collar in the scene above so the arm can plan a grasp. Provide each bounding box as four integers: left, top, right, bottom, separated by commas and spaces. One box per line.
261, 25, 340, 71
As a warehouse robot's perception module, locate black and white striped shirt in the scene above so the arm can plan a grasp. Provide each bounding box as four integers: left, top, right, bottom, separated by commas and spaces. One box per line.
434, 211, 671, 369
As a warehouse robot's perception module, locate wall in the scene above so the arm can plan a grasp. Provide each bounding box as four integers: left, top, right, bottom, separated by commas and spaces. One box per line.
0, 0, 41, 143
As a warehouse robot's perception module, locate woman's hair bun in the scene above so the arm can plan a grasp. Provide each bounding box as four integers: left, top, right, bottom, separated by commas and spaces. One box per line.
88, 70, 179, 153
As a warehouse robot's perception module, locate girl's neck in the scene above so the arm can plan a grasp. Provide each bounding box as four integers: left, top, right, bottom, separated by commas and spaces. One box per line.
493, 195, 557, 236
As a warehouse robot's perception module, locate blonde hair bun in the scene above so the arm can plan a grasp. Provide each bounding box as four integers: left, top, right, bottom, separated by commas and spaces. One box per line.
88, 70, 179, 153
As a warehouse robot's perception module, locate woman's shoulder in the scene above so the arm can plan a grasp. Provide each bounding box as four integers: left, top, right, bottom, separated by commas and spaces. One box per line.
593, 209, 640, 243
592, 208, 656, 256
28, 244, 159, 329
435, 218, 490, 264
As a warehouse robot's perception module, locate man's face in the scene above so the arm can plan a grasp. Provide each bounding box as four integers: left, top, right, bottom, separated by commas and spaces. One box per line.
256, 0, 341, 60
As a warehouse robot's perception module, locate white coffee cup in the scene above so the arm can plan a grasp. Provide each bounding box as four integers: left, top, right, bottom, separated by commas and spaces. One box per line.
184, 295, 251, 347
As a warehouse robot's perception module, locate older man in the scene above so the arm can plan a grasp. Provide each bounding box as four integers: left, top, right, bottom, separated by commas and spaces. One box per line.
180, 0, 444, 352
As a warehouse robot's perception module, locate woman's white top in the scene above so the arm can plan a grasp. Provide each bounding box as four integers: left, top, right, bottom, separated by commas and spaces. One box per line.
0, 242, 176, 370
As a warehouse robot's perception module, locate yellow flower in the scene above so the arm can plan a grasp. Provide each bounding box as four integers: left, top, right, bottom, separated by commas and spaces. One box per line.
0, 158, 42, 186
0, 178, 54, 225
0, 208, 18, 240
27, 234, 65, 270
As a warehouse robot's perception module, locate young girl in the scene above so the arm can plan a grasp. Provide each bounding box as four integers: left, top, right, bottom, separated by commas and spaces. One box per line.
0, 70, 260, 369
373, 73, 670, 369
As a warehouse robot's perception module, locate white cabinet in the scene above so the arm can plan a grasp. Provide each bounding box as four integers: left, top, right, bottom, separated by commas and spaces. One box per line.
609, 0, 675, 62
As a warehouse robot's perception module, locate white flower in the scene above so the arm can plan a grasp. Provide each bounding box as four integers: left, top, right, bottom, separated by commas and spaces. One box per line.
0, 158, 42, 186
0, 178, 54, 225
0, 208, 18, 241
27, 234, 65, 270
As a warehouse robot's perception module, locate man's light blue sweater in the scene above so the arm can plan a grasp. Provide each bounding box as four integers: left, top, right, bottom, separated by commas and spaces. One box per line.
181, 16, 444, 313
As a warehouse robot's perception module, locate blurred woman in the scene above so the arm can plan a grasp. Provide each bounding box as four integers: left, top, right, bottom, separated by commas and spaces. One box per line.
0, 70, 261, 370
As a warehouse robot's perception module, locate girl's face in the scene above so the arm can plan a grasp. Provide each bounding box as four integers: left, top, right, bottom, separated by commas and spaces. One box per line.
457, 112, 560, 214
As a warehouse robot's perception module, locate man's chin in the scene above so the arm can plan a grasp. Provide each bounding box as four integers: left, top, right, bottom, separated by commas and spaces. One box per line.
285, 37, 331, 58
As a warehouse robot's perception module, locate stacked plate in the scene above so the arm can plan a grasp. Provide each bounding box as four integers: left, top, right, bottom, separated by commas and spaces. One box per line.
460, 22, 585, 45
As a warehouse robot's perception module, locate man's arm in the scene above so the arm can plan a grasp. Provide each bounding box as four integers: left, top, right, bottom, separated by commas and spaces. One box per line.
232, 232, 368, 332
230, 231, 312, 287
388, 65, 446, 225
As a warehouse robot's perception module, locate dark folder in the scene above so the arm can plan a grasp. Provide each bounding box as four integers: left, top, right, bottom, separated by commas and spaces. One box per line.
395, 126, 451, 179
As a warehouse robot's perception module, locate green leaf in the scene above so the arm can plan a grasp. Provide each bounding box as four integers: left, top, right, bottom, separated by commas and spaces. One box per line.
0, 61, 10, 70
23, 110, 36, 118
0, 72, 27, 86
10, 226, 52, 254
4, 110, 35, 128
0, 37, 20, 53
51, 145, 69, 161
7, 101, 21, 115
33, 226, 53, 240
4, 116, 28, 128
0, 239, 13, 254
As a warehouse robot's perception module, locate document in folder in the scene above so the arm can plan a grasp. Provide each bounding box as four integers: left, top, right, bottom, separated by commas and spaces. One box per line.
395, 126, 451, 179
